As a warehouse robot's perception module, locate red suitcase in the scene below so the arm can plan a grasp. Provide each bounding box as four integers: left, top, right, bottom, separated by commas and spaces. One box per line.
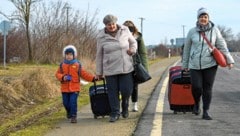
168, 66, 194, 114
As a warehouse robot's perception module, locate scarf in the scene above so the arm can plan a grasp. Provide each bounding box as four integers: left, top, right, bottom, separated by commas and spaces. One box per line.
196, 21, 214, 32
64, 59, 78, 64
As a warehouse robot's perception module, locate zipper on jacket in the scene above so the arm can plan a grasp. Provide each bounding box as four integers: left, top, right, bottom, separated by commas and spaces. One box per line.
67, 64, 71, 92
199, 32, 205, 69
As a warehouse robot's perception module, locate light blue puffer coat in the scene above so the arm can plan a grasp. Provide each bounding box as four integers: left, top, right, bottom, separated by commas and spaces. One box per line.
182, 24, 234, 70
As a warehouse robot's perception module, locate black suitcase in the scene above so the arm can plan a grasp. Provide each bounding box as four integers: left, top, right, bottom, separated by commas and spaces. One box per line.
89, 80, 111, 119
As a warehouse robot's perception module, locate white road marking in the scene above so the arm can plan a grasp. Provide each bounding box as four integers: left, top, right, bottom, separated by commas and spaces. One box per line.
150, 76, 169, 136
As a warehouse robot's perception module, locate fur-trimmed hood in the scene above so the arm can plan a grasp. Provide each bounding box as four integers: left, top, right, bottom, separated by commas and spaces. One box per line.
62, 45, 77, 57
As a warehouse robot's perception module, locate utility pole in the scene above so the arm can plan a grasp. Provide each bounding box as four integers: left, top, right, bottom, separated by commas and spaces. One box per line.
182, 25, 185, 42
0, 20, 10, 68
64, 3, 71, 35
139, 17, 145, 34
181, 25, 186, 60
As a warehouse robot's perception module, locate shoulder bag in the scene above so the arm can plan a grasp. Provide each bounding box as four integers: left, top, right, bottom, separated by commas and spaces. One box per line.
133, 53, 151, 83
201, 32, 227, 67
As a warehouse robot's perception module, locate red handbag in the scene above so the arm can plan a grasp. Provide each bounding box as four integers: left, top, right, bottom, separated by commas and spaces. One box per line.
201, 32, 227, 67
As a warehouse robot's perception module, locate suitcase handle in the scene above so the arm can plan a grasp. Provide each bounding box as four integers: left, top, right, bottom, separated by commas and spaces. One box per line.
183, 84, 190, 89
93, 79, 107, 92
182, 70, 190, 77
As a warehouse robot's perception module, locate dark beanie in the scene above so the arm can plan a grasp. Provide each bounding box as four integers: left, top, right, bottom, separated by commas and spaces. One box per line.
65, 48, 74, 56
103, 14, 118, 25
62, 45, 77, 57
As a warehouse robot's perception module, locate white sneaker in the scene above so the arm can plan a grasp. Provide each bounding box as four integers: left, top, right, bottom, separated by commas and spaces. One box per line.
132, 102, 138, 112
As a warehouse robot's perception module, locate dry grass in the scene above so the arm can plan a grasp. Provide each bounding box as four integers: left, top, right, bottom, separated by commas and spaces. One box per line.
0, 60, 96, 135
0, 64, 61, 135
0, 67, 59, 115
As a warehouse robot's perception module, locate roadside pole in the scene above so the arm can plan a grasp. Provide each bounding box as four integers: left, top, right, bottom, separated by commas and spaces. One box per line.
168, 48, 171, 58
0, 20, 11, 68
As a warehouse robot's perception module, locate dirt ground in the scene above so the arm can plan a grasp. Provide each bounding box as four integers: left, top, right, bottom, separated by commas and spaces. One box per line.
45, 57, 180, 136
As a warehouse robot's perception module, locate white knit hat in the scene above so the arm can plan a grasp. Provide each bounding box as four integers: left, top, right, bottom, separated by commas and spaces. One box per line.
62, 45, 77, 57
197, 7, 209, 18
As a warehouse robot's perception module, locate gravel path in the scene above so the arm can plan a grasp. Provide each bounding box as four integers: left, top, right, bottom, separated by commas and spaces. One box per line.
45, 57, 179, 136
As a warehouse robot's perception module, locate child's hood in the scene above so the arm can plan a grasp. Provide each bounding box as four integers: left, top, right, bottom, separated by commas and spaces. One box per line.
62, 45, 77, 57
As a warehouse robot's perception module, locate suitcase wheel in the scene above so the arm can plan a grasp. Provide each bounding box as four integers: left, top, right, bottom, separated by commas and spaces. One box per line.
94, 114, 98, 119
173, 111, 177, 114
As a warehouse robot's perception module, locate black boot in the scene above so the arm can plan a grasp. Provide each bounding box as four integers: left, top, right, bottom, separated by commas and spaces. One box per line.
202, 110, 212, 120
192, 104, 200, 115
122, 110, 129, 118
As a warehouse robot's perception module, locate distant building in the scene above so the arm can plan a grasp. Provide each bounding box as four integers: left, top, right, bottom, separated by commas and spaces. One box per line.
175, 38, 185, 47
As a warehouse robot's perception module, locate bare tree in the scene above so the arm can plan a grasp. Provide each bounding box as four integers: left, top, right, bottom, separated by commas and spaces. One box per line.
1, 0, 99, 64
217, 25, 234, 42
217, 25, 238, 51
6, 0, 42, 62
30, 1, 67, 63
30, 0, 98, 63
229, 32, 240, 52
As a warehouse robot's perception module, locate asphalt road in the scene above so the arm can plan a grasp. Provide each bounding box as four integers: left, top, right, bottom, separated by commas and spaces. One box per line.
135, 53, 240, 136
45, 53, 240, 136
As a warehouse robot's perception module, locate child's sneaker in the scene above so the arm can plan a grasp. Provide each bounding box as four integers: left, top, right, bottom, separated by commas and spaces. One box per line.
70, 117, 77, 123
66, 113, 71, 119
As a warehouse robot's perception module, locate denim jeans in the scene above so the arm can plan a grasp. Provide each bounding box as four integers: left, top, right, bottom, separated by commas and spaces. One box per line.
105, 72, 133, 117
62, 92, 79, 117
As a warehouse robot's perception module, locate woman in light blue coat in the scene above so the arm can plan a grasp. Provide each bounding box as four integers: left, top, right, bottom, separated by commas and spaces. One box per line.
182, 7, 234, 120
96, 14, 137, 122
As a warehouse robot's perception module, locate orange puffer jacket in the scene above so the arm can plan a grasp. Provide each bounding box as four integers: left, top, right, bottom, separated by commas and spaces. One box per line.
55, 62, 94, 92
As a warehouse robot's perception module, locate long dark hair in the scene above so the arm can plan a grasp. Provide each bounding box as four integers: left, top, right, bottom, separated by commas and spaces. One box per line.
123, 20, 139, 35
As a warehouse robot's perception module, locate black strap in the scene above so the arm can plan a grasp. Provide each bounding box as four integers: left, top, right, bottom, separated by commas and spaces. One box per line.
133, 52, 142, 65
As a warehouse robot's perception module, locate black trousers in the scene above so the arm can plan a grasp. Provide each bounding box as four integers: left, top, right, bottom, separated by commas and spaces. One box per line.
105, 73, 133, 116
190, 65, 218, 111
131, 82, 138, 102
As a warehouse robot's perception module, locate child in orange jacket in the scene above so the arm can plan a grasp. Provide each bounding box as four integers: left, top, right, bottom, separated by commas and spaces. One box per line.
55, 45, 96, 123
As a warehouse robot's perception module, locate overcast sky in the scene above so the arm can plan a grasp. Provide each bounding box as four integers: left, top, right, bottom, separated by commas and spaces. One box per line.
1, 0, 240, 45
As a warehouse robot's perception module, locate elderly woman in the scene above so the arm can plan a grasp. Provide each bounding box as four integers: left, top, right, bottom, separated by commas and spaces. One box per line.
182, 7, 234, 120
96, 14, 137, 122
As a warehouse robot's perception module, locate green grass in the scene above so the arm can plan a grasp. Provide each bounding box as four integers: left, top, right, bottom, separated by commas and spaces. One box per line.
7, 85, 91, 136
148, 57, 163, 65
0, 98, 61, 136
0, 64, 57, 76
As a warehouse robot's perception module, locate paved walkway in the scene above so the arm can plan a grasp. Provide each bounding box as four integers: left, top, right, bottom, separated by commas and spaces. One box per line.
45, 57, 179, 136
